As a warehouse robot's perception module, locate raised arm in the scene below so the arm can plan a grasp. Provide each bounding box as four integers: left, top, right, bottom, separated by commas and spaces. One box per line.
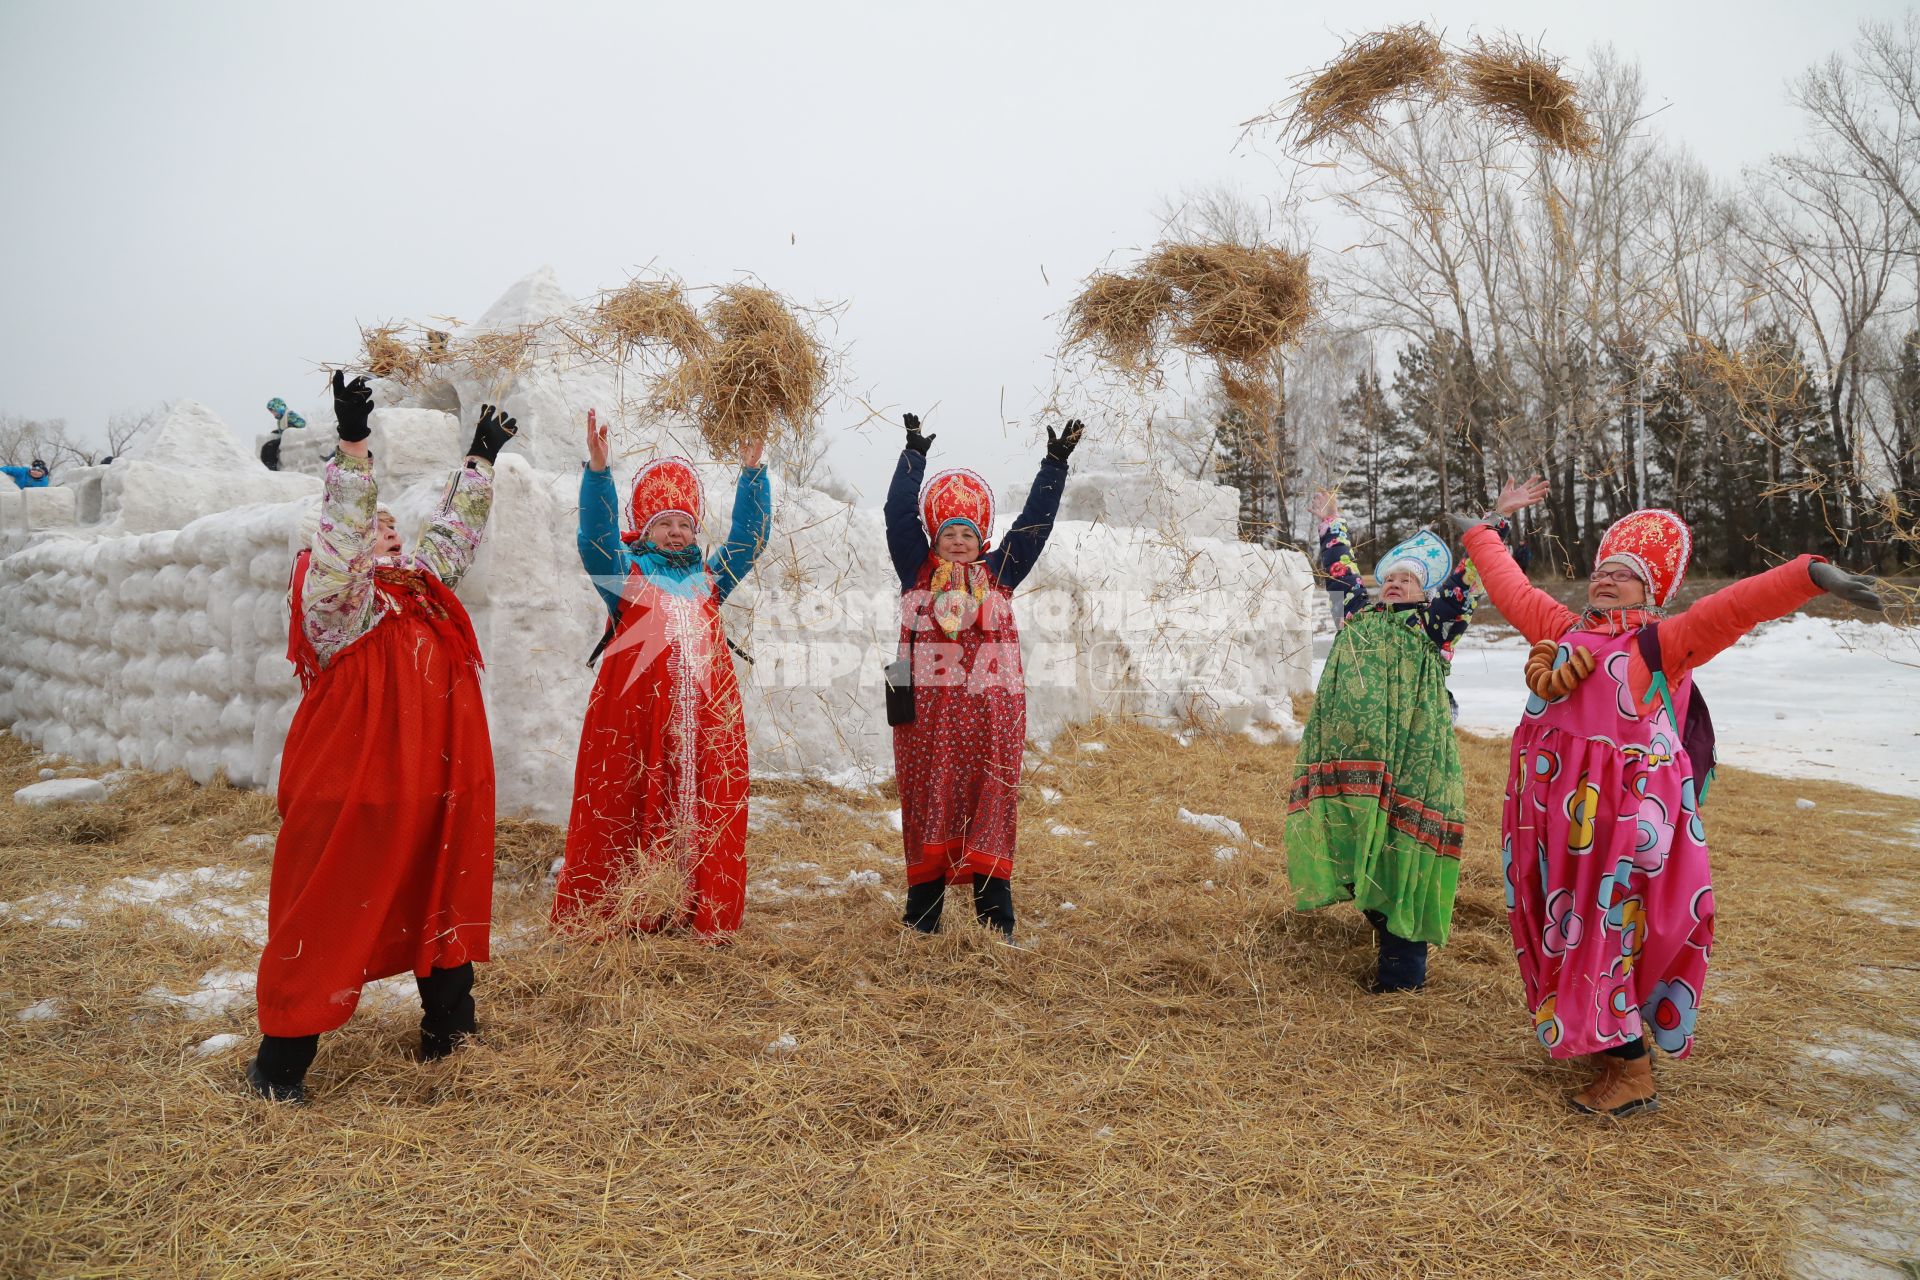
1424, 515, 1515, 646
708, 463, 772, 604
577, 409, 625, 616
885, 413, 935, 590
416, 461, 496, 588
986, 419, 1079, 590
300, 375, 382, 662
1311, 491, 1368, 621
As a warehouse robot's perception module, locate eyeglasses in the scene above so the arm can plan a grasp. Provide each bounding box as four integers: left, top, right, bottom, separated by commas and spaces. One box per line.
1588, 568, 1641, 585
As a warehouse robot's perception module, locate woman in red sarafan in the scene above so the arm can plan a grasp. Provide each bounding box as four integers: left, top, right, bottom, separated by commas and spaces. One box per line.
248, 373, 515, 1104
553, 410, 771, 941
884, 411, 1081, 939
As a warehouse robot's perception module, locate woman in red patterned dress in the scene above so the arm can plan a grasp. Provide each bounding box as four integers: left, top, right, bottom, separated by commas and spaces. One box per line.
885, 411, 1081, 939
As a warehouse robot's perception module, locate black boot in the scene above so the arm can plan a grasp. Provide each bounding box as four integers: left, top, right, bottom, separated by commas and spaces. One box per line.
1370, 920, 1429, 994
416, 963, 478, 1062
246, 1033, 318, 1104
903, 879, 946, 933
971, 874, 1015, 940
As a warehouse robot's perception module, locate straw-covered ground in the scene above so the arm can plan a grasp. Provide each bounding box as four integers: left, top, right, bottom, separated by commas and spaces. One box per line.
2, 719, 1916, 1278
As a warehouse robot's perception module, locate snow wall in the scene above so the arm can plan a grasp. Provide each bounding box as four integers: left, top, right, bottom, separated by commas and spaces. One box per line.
0, 269, 1315, 823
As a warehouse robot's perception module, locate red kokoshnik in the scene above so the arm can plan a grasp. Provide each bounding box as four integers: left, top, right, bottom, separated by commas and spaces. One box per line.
920, 466, 995, 546
1596, 508, 1693, 608
623, 456, 704, 545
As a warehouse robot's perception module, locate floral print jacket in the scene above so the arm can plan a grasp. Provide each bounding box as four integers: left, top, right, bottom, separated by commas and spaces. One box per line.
1320, 515, 1511, 658
301, 449, 495, 668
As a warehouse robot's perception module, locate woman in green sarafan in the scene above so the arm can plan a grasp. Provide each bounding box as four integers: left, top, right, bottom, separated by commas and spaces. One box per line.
1286, 481, 1542, 991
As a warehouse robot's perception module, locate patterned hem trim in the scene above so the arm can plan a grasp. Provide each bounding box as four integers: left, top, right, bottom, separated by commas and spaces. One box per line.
1287, 760, 1464, 859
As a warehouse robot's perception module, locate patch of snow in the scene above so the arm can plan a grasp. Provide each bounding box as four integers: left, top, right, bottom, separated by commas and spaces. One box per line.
147, 968, 255, 1020
191, 1032, 245, 1058
765, 1033, 798, 1056
1202, 880, 1216, 892
1079, 742, 1107, 753
1059, 901, 1077, 912
2, 865, 265, 942
843, 869, 883, 888
1038, 787, 1062, 805
13, 778, 108, 806
17, 997, 64, 1021
1178, 809, 1245, 842
883, 808, 903, 832
1797, 798, 1817, 811
37, 768, 55, 780
235, 833, 276, 850
1049, 824, 1087, 838
1850, 898, 1920, 929
1213, 846, 1238, 863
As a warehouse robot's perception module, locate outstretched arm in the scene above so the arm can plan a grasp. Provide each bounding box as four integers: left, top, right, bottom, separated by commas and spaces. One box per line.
1424, 516, 1512, 646
885, 429, 932, 591
301, 448, 381, 663
1311, 491, 1368, 620
415, 461, 495, 588
708, 463, 772, 603
575, 409, 626, 616
1655, 555, 1827, 679
986, 419, 1080, 590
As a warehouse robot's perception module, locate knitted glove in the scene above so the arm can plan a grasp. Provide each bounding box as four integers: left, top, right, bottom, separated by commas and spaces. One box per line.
903, 412, 935, 456
332, 371, 374, 443
1810, 561, 1884, 611
468, 404, 518, 464
1443, 512, 1493, 537
1045, 418, 1085, 465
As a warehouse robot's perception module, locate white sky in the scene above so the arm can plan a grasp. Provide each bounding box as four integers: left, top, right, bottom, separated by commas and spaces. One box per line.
1, 0, 1910, 501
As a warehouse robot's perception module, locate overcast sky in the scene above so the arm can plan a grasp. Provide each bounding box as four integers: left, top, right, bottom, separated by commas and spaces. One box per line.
1, 0, 1910, 501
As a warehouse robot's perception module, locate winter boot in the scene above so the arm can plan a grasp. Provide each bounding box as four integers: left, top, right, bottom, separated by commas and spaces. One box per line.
972, 874, 1015, 940
1571, 1053, 1659, 1117
416, 963, 478, 1062
1368, 920, 1428, 993
246, 1033, 318, 1104
902, 879, 946, 934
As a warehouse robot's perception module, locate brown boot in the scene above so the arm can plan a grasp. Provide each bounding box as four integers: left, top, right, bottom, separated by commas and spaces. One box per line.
1571, 1054, 1658, 1117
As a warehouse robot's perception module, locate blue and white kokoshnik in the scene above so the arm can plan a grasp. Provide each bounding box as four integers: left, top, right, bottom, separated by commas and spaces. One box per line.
1373, 530, 1453, 594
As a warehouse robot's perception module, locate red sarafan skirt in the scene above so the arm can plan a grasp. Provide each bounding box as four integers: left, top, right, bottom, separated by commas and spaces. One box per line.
554, 574, 750, 940
257, 590, 495, 1038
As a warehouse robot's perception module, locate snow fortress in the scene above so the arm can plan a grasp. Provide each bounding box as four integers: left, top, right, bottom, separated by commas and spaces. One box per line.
0, 270, 1314, 823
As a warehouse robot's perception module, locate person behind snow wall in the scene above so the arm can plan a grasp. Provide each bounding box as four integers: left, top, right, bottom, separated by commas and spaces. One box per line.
552, 409, 771, 941
1454, 488, 1885, 1118
1285, 479, 1542, 993
248, 372, 516, 1103
3, 458, 51, 488
885, 411, 1081, 940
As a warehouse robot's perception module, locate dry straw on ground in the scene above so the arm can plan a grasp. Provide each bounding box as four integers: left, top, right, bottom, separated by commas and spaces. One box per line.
1066, 242, 1316, 416
653, 284, 829, 461
2, 717, 1917, 1276
1282, 24, 1452, 147
1458, 36, 1600, 156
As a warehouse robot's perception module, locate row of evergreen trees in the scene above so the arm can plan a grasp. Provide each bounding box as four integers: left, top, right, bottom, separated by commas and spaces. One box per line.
1210, 326, 1920, 578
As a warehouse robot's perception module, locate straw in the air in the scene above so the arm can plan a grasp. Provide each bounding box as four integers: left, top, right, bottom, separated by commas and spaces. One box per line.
1457, 37, 1599, 156
1066, 241, 1315, 416
359, 324, 437, 387
1286, 24, 1452, 147
653, 285, 827, 459
592, 279, 713, 363
1062, 272, 1175, 377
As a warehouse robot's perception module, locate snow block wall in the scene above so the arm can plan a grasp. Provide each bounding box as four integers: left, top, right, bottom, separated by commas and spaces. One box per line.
0, 269, 1316, 823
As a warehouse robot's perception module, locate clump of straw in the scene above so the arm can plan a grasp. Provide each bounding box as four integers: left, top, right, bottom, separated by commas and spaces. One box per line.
1457, 37, 1599, 156
1063, 273, 1175, 377
1285, 24, 1452, 147
653, 285, 827, 459
359, 324, 437, 387
1066, 241, 1316, 415
592, 279, 712, 362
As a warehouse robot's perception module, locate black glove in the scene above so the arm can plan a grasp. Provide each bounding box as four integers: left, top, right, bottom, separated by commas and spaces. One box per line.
1046, 418, 1086, 465
903, 412, 935, 456
468, 404, 518, 464
332, 370, 374, 442
1810, 560, 1884, 611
